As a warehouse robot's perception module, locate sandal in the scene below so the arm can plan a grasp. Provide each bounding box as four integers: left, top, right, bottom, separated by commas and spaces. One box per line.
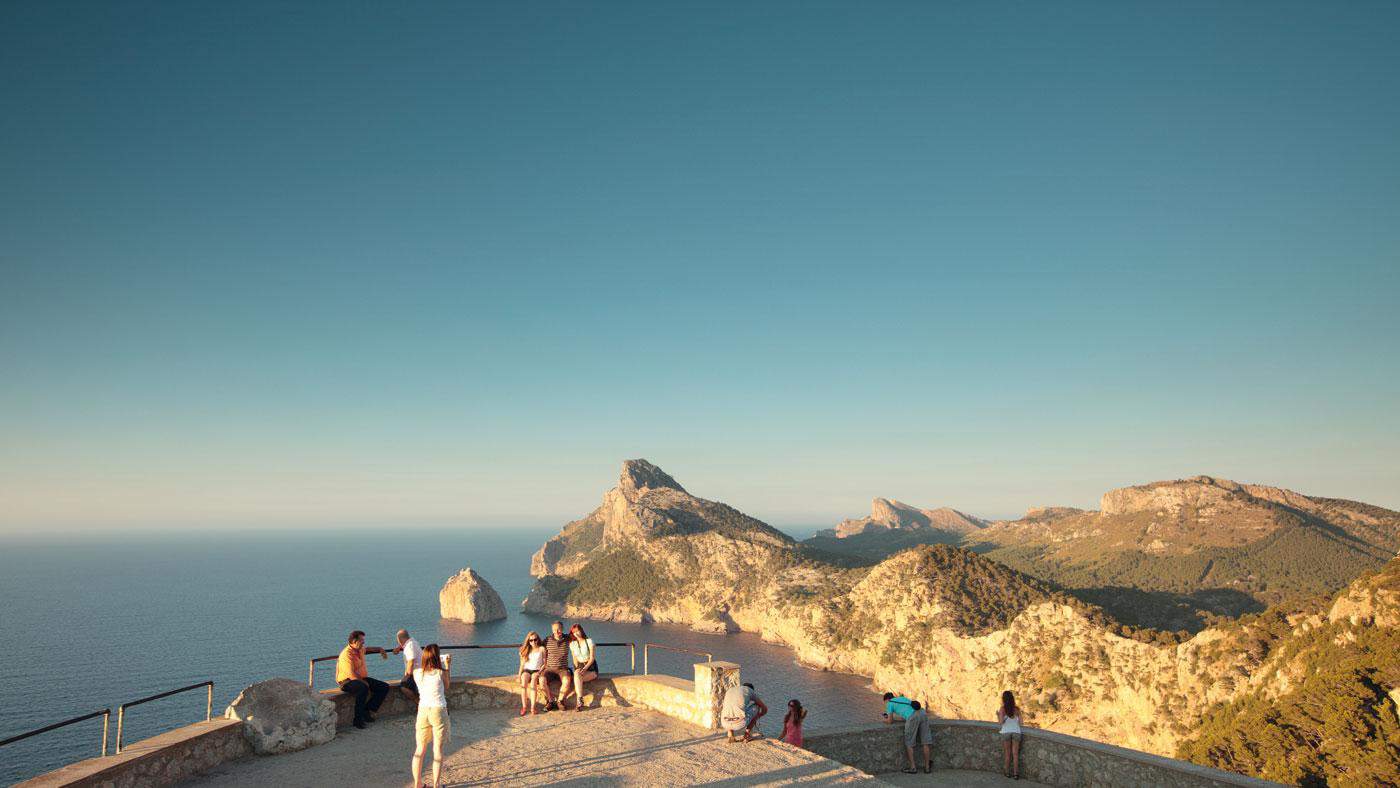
901, 767, 918, 774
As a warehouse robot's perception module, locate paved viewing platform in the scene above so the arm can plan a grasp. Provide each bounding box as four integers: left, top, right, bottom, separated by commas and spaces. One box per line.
15, 657, 1274, 788
186, 705, 1031, 787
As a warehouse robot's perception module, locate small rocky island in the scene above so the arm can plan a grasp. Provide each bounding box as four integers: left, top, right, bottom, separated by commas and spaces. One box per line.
440, 567, 506, 623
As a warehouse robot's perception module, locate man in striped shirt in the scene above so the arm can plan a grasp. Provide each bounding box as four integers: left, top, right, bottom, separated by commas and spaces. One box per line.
539, 620, 575, 711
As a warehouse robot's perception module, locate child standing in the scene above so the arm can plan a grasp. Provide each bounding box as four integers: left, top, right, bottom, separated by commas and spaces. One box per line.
781, 699, 807, 747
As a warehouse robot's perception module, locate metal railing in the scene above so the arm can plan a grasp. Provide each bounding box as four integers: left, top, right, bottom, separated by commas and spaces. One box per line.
307, 642, 639, 689
642, 643, 713, 675
0, 708, 111, 758
115, 681, 213, 754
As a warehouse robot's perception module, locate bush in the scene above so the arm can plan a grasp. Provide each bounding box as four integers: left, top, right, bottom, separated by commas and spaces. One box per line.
567, 548, 672, 606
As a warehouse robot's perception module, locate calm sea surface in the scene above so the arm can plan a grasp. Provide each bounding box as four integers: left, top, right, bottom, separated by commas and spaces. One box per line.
0, 526, 876, 784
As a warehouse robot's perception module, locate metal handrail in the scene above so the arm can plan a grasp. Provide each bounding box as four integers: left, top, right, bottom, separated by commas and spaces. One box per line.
0, 708, 111, 758
115, 681, 213, 754
643, 643, 713, 675
307, 642, 639, 688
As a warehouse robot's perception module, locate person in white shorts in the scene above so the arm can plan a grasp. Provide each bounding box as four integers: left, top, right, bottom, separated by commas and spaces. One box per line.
410, 644, 451, 788
997, 690, 1024, 780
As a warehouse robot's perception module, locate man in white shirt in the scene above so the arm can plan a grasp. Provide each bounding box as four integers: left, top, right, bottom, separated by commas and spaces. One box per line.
392, 629, 424, 701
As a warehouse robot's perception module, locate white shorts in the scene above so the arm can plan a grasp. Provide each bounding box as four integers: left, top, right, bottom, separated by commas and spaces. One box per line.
415, 707, 450, 747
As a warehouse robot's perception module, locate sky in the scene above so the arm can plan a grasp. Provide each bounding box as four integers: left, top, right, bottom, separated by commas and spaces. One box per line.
2, 1, 1398, 536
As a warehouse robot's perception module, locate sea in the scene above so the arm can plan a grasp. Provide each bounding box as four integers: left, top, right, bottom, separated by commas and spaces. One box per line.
0, 526, 878, 784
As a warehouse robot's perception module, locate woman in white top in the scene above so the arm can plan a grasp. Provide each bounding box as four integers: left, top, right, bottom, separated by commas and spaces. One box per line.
568, 624, 599, 713
410, 644, 451, 788
517, 631, 546, 715
996, 690, 1024, 780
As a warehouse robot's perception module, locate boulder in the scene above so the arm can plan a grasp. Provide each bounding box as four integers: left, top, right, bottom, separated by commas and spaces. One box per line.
225, 677, 336, 755
440, 567, 507, 623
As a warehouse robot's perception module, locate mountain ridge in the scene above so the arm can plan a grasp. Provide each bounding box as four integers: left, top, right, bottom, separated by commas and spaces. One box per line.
809, 473, 1400, 630
520, 461, 1399, 782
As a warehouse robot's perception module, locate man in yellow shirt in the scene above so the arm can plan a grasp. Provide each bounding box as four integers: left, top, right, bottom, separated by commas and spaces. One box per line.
337, 630, 390, 729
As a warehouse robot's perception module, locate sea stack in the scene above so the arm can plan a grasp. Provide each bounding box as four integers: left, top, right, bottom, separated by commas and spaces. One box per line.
439, 567, 507, 623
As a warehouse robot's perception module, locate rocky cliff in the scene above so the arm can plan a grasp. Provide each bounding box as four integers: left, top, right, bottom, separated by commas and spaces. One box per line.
821, 497, 987, 538
801, 498, 988, 561
525, 461, 1399, 768
965, 475, 1400, 630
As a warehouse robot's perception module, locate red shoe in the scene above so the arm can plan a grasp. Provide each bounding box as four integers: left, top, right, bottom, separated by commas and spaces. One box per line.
519, 708, 527, 716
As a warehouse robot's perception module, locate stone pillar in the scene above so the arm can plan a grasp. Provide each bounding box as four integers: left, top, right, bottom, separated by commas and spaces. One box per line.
693, 661, 741, 729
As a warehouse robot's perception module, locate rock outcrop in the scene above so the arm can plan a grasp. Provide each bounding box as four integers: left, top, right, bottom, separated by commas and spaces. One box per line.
825, 497, 986, 538
1328, 559, 1400, 628
225, 678, 336, 755
529, 458, 792, 581
440, 568, 507, 623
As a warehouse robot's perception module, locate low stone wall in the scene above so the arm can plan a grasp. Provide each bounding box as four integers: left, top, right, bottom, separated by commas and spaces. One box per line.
14, 719, 250, 788
802, 722, 1283, 788
17, 668, 729, 788
322, 661, 739, 731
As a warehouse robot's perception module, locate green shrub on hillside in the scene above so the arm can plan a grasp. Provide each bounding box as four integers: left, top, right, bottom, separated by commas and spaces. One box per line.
566, 547, 673, 605
1178, 623, 1400, 786
981, 521, 1393, 631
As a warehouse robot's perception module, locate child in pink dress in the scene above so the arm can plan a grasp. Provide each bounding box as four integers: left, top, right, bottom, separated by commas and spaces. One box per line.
781, 699, 807, 747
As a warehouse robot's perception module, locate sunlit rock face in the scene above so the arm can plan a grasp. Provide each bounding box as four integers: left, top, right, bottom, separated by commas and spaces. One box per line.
826, 497, 987, 538
440, 567, 507, 623
521, 460, 1400, 769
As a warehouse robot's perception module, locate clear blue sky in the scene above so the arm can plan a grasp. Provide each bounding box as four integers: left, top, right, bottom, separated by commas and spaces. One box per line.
3, 1, 1398, 534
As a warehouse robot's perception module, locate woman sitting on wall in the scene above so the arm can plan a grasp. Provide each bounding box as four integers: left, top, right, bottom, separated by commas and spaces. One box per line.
517, 631, 546, 715
568, 623, 600, 712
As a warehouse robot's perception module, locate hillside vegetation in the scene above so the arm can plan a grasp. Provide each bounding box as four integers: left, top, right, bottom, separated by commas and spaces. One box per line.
1178, 561, 1400, 786
811, 475, 1400, 632
522, 462, 1400, 783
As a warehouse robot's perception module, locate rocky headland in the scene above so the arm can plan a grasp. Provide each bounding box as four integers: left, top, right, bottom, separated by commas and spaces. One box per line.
524, 460, 1400, 784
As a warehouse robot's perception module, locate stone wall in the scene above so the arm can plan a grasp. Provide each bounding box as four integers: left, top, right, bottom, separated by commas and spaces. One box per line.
322, 670, 722, 729
801, 722, 1284, 788
18, 670, 719, 788
692, 661, 741, 729
14, 719, 251, 788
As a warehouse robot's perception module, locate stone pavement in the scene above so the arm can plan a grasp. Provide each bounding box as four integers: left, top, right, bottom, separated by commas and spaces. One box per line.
188, 705, 870, 786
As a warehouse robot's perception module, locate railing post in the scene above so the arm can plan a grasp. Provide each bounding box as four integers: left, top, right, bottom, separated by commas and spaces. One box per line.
115, 706, 124, 754
100, 710, 109, 757
644, 644, 649, 675
630, 643, 636, 674
206, 682, 213, 721
308, 659, 315, 688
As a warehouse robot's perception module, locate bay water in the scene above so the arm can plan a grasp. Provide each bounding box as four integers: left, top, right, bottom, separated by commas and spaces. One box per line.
0, 526, 878, 784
